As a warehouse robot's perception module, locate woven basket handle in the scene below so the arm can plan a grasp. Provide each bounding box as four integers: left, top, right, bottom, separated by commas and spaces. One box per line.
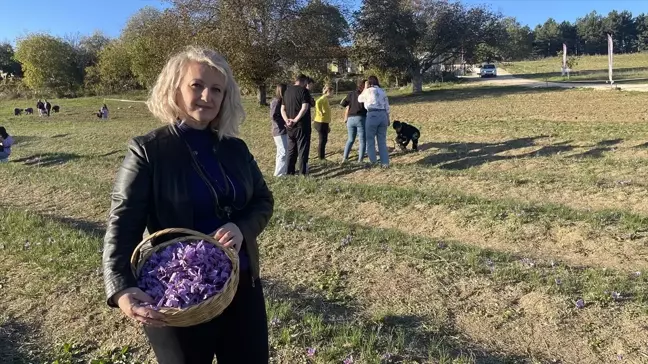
130, 227, 216, 268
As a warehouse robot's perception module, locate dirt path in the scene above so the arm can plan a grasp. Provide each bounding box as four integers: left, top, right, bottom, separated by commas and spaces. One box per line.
464, 68, 648, 92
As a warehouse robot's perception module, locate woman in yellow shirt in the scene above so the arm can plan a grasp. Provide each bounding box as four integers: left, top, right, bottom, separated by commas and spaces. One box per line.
314, 85, 332, 160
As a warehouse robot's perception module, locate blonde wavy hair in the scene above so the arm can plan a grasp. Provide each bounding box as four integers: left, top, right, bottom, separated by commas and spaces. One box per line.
147, 46, 245, 139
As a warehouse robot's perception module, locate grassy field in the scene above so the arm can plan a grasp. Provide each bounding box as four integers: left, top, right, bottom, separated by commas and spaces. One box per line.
503, 52, 648, 82
2, 83, 648, 363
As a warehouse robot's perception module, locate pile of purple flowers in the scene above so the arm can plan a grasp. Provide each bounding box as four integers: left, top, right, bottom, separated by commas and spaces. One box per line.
137, 240, 232, 309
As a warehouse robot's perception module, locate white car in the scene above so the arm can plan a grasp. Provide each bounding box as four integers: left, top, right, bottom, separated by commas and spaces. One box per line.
480, 64, 497, 78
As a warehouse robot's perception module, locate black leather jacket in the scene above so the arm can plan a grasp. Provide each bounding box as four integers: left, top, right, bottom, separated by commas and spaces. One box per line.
102, 123, 274, 306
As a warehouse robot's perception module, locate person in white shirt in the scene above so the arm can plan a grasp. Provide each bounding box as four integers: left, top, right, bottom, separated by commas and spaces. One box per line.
358, 76, 390, 167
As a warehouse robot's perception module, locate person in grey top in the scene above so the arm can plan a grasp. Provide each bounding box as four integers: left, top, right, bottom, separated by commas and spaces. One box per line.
270, 83, 288, 176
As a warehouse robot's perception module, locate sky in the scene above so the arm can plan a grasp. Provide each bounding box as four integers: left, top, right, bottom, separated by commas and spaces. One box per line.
0, 0, 647, 44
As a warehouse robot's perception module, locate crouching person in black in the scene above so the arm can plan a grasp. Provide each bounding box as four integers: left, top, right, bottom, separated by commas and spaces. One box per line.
392, 120, 420, 152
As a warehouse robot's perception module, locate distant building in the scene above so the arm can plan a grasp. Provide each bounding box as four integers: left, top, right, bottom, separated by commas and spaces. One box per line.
328, 58, 365, 75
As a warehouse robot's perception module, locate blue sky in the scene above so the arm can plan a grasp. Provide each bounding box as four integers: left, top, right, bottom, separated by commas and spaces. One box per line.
1, 0, 647, 44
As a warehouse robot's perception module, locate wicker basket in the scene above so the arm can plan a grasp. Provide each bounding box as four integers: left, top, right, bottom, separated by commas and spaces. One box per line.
130, 227, 239, 327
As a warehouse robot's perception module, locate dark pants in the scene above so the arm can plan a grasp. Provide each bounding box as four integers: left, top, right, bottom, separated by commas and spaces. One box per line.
396, 135, 419, 151
286, 122, 311, 175
143, 271, 269, 364
314, 122, 330, 160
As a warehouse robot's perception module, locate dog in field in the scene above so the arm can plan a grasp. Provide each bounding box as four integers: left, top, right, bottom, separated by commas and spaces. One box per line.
25, 108, 34, 115
14, 108, 23, 116
52, 105, 60, 113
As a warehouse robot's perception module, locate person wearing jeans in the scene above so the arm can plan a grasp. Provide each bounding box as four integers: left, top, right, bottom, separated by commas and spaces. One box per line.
270, 84, 288, 176
358, 76, 390, 167
341, 79, 367, 163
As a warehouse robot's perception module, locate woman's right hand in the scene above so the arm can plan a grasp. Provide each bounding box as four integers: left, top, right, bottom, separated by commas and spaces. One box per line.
114, 287, 167, 327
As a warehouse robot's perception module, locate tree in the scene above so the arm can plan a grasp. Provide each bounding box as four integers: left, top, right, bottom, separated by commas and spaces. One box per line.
14, 33, 80, 95
79, 31, 111, 68
122, 7, 193, 88
533, 18, 562, 57
0, 43, 22, 79
604, 10, 636, 53
559, 21, 578, 55
576, 11, 606, 55
499, 17, 533, 61
289, 0, 350, 81
637, 14, 648, 51
170, 0, 344, 105
353, 0, 503, 93
95, 40, 138, 93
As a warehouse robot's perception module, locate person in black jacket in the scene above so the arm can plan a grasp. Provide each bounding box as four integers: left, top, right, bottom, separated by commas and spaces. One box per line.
102, 46, 274, 364
269, 83, 287, 176
281, 74, 313, 175
392, 120, 420, 152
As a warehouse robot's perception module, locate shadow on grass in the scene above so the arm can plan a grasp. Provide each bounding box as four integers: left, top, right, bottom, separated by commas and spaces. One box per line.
11, 135, 43, 147
11, 153, 82, 167
388, 85, 568, 106
264, 279, 533, 363
96, 150, 122, 158
414, 137, 622, 170
0, 319, 47, 364
45, 214, 106, 240
569, 139, 623, 159
309, 162, 367, 179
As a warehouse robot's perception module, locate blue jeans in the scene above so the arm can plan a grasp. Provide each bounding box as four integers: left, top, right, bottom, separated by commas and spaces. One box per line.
343, 116, 366, 162
0, 151, 9, 160
273, 134, 288, 176
365, 110, 389, 166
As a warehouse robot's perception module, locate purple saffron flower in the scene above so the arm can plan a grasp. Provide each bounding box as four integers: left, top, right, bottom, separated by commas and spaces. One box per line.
611, 291, 622, 300
307, 347, 316, 357
555, 278, 562, 285
137, 240, 233, 309
381, 352, 392, 361
270, 317, 281, 326
576, 299, 585, 309
343, 356, 354, 364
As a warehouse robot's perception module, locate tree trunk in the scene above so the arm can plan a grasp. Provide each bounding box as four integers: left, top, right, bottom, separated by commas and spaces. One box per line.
411, 70, 423, 94
257, 84, 267, 106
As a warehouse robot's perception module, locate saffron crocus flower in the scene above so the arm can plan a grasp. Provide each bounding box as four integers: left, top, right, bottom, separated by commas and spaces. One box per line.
343, 356, 354, 364
307, 348, 316, 357
137, 240, 232, 309
576, 299, 585, 309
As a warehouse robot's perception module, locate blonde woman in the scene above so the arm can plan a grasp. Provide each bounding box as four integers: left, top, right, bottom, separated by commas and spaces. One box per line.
314, 84, 332, 160
102, 46, 274, 363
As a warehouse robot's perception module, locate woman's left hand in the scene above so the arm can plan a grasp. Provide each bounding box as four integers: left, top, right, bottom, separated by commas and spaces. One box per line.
214, 223, 244, 252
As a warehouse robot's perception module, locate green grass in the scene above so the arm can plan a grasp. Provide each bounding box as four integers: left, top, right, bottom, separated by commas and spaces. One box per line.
2, 83, 648, 363
503, 52, 648, 82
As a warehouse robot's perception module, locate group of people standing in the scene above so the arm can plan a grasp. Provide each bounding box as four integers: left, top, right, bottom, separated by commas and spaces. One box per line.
270, 74, 392, 176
